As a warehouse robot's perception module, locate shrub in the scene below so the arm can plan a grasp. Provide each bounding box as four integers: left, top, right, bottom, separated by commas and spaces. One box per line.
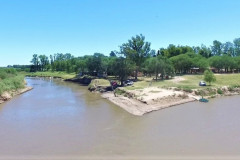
204, 69, 216, 85
0, 69, 24, 95
115, 89, 126, 95
217, 88, 223, 94
0, 71, 7, 80
182, 87, 193, 93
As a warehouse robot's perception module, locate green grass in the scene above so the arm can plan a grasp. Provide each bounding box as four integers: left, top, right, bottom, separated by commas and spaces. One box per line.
124, 74, 240, 91
0, 68, 25, 94
214, 74, 240, 87
89, 79, 110, 87
25, 71, 76, 79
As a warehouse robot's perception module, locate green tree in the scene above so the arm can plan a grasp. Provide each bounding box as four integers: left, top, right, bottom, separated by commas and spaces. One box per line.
109, 51, 117, 57
192, 55, 209, 71
30, 54, 39, 71
121, 34, 151, 80
86, 53, 106, 76
113, 51, 133, 86
170, 54, 193, 74
233, 38, 240, 56
208, 56, 223, 72
211, 40, 223, 56
198, 45, 212, 58
204, 69, 216, 85
38, 55, 49, 71
145, 56, 174, 80
223, 42, 234, 56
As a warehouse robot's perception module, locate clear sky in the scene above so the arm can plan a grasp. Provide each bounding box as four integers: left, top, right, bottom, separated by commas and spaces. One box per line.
1, 0, 240, 66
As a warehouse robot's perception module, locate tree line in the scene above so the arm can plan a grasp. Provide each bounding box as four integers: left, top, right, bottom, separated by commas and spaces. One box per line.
29, 34, 240, 85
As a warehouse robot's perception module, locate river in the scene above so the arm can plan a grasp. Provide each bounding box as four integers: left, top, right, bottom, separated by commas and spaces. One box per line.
0, 78, 240, 159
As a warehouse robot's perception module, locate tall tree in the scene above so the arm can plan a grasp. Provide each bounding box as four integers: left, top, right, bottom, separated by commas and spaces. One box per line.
86, 53, 105, 76
113, 51, 133, 86
223, 42, 234, 56
198, 45, 212, 58
145, 56, 174, 80
30, 54, 39, 71
109, 51, 117, 57
233, 38, 240, 56
170, 54, 193, 74
211, 40, 223, 56
121, 34, 151, 80
38, 55, 49, 71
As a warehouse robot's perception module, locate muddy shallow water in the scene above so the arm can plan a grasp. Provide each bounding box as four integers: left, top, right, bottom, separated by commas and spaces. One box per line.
0, 78, 240, 159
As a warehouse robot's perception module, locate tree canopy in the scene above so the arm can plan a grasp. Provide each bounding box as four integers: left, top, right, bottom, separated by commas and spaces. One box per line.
27, 35, 240, 80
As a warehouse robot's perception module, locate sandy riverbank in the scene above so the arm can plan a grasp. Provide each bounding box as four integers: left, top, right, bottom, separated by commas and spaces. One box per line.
102, 87, 198, 116
0, 86, 33, 104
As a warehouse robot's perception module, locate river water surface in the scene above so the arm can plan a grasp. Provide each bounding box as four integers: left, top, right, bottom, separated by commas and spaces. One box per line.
0, 78, 240, 159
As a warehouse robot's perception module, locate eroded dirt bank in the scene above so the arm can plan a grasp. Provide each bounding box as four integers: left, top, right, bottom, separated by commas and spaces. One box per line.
0, 86, 33, 104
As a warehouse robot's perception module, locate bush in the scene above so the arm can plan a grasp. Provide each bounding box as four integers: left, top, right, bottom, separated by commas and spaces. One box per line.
217, 88, 223, 94
0, 69, 24, 95
204, 69, 216, 85
182, 87, 193, 93
176, 86, 192, 93
0, 71, 7, 79
115, 88, 126, 95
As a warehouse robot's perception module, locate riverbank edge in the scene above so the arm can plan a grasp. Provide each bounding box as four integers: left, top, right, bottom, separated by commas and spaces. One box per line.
102, 91, 196, 116
0, 86, 33, 104
24, 76, 240, 116
26, 75, 92, 85
101, 87, 240, 116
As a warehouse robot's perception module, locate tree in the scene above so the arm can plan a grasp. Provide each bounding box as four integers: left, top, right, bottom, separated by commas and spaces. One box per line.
204, 70, 216, 85
121, 34, 151, 80
208, 56, 223, 72
233, 38, 240, 56
198, 44, 212, 58
234, 56, 240, 72
109, 51, 117, 57
113, 51, 133, 86
75, 57, 87, 73
38, 55, 49, 71
86, 53, 106, 76
145, 56, 174, 80
107, 56, 117, 75
211, 40, 223, 56
192, 55, 209, 71
30, 54, 39, 72
170, 53, 193, 74
223, 42, 234, 56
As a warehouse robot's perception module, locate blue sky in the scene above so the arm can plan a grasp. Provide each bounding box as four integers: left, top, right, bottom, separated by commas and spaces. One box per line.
1, 0, 240, 66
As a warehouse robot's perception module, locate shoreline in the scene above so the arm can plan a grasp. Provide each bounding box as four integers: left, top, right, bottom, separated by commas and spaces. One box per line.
0, 86, 33, 104
101, 86, 240, 116
24, 76, 240, 116
102, 91, 196, 116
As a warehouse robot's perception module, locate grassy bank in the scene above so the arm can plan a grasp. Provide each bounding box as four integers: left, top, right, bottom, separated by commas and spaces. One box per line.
25, 71, 76, 79
124, 74, 240, 91
0, 68, 25, 95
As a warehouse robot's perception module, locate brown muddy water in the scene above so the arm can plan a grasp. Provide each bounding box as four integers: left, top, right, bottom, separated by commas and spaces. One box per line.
0, 78, 240, 159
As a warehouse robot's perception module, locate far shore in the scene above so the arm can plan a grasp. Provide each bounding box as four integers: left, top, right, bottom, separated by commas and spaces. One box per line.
0, 86, 33, 104
22, 73, 240, 116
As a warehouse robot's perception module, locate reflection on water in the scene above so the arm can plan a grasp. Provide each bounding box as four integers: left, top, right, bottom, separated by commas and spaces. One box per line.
0, 77, 240, 158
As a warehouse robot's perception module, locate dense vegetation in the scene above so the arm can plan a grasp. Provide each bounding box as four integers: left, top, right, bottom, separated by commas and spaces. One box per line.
0, 68, 25, 94
26, 35, 240, 83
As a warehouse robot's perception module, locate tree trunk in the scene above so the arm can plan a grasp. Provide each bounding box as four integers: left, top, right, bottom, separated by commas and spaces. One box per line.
120, 78, 124, 87
135, 69, 138, 80
155, 73, 158, 81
